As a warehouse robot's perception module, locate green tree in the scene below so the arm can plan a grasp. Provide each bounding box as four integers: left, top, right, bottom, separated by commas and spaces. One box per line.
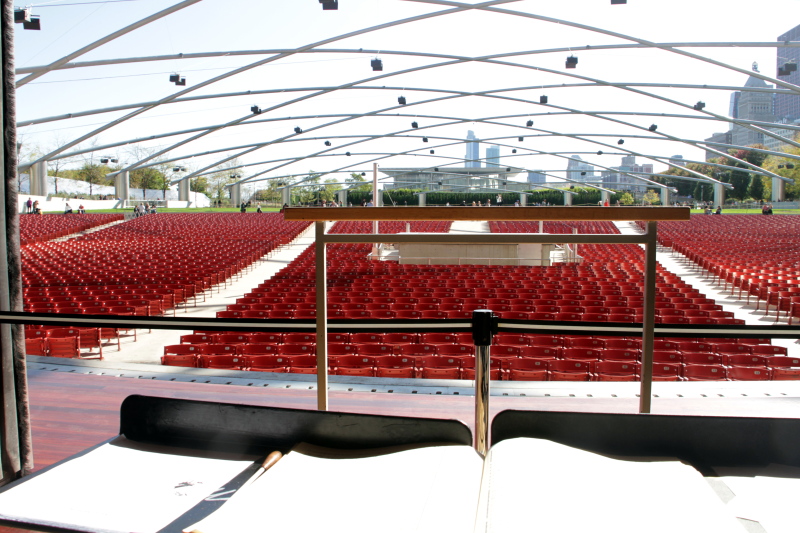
76, 162, 113, 196
761, 134, 800, 200
130, 167, 166, 200
642, 189, 660, 205
723, 146, 768, 201
346, 172, 372, 193
748, 173, 765, 201
619, 192, 634, 205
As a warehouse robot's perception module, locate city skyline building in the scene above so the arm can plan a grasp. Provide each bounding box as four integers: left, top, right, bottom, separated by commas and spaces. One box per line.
602, 156, 653, 192
775, 23, 800, 122
730, 64, 776, 147
526, 171, 546, 184
566, 155, 595, 182
465, 130, 480, 168
486, 145, 500, 167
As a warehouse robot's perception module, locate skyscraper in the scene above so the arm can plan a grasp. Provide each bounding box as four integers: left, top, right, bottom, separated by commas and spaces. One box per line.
731, 64, 775, 147
566, 155, 594, 181
775, 23, 800, 122
465, 130, 480, 168
486, 145, 500, 167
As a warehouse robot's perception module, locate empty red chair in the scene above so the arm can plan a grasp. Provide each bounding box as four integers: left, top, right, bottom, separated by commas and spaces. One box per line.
518, 346, 561, 359
417, 356, 464, 380
528, 335, 563, 347
374, 356, 416, 379
421, 333, 460, 344
238, 344, 279, 356
767, 355, 800, 368
45, 336, 81, 358
548, 360, 593, 381
25, 337, 46, 356
593, 361, 640, 381
603, 349, 640, 362
76, 327, 104, 359
161, 354, 197, 367
605, 338, 642, 350
751, 345, 788, 356
772, 368, 800, 380
327, 343, 357, 356
436, 344, 473, 357
682, 352, 724, 365
180, 333, 213, 344
331, 356, 375, 377
164, 344, 203, 356
249, 332, 283, 344
652, 363, 682, 381
494, 334, 530, 346
565, 337, 606, 349
198, 355, 246, 369
288, 355, 318, 374
350, 333, 383, 344
278, 344, 315, 356
727, 366, 770, 381
725, 354, 767, 367
246, 355, 289, 372
284, 332, 317, 344
714, 343, 753, 355
683, 364, 727, 381
652, 350, 682, 364
382, 332, 419, 345
505, 359, 548, 381
562, 348, 602, 362
491, 345, 521, 359
214, 333, 250, 345
202, 343, 238, 355
354, 344, 394, 356
394, 344, 438, 356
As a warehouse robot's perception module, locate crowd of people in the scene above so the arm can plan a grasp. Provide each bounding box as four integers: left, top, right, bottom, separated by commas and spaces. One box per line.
133, 203, 157, 217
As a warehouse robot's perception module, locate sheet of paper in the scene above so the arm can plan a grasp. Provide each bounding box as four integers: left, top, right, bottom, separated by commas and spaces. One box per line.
715, 464, 800, 533
0, 437, 254, 533
485, 438, 744, 533
193, 443, 483, 533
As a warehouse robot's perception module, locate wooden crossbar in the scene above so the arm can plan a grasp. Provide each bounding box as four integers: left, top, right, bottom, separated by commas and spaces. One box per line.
283, 206, 690, 222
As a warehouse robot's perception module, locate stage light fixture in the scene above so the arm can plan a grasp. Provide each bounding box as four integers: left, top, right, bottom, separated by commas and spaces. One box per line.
319, 0, 338, 10
22, 15, 39, 30
434, 168, 439, 172
526, 120, 533, 127
361, 172, 366, 176
617, 139, 624, 145
250, 105, 262, 115
694, 101, 706, 111
173, 166, 186, 172
398, 96, 407, 105
294, 127, 303, 134
581, 172, 586, 176
566, 55, 578, 68
505, 168, 510, 172
325, 141, 331, 146
169, 74, 180, 83
540, 96, 548, 104
779, 68, 789, 76
346, 152, 351, 156
14, 8, 31, 22
512, 149, 517, 153
411, 121, 418, 128
785, 62, 797, 73
611, 0, 627, 4
175, 77, 186, 86
597, 151, 603, 155
100, 158, 109, 164
787, 164, 796, 169
778, 164, 785, 169
422, 137, 428, 142
430, 150, 435, 154
649, 124, 658, 132
518, 137, 523, 142
371, 58, 383, 71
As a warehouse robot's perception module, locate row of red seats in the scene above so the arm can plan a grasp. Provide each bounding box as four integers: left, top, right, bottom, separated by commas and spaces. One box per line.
24, 326, 121, 359
19, 213, 123, 245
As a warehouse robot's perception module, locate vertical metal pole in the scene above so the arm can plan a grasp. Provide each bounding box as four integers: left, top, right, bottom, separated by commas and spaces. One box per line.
371, 163, 378, 257
315, 221, 328, 411
472, 310, 495, 457
639, 221, 657, 414
538, 220, 543, 233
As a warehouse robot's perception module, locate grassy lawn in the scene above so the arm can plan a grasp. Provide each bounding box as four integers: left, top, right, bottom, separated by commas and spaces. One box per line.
41, 207, 284, 214
689, 208, 800, 215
